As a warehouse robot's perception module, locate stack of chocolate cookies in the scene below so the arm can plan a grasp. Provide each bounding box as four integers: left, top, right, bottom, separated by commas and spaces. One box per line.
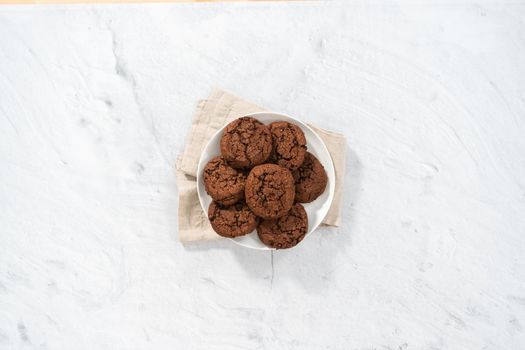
203, 116, 328, 249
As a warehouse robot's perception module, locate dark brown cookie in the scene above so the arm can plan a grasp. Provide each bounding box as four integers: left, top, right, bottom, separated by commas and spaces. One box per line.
208, 201, 258, 238
220, 117, 272, 169
203, 156, 246, 206
293, 152, 328, 203
269, 121, 307, 170
257, 203, 308, 249
245, 164, 295, 219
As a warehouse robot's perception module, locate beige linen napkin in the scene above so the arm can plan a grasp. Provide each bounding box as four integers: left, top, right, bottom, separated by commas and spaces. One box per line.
176, 89, 346, 242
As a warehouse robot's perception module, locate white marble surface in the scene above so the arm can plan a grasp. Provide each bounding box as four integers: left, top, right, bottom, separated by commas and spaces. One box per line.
1, 1, 525, 349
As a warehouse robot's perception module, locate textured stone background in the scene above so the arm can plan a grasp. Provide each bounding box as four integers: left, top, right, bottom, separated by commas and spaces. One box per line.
1, 1, 524, 349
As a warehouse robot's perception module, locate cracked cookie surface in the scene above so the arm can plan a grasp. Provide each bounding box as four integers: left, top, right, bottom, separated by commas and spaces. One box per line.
257, 203, 308, 249
203, 156, 245, 206
269, 121, 307, 170
245, 164, 295, 219
208, 201, 258, 238
220, 117, 272, 169
293, 152, 328, 203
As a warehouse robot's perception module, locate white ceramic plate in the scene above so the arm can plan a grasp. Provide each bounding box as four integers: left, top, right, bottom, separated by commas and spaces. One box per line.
197, 112, 335, 250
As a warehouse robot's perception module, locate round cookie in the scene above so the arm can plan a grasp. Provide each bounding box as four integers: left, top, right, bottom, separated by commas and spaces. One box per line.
269, 121, 307, 170
203, 156, 246, 206
220, 117, 272, 169
293, 152, 328, 203
245, 164, 295, 219
257, 203, 308, 249
208, 201, 258, 238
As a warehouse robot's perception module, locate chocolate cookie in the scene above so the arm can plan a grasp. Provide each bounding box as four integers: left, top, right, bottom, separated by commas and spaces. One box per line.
220, 117, 272, 169
245, 164, 295, 219
203, 156, 245, 206
293, 152, 328, 203
269, 121, 307, 170
208, 201, 258, 238
257, 203, 308, 249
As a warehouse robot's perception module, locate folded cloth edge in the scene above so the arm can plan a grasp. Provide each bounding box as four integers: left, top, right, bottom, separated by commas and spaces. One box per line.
176, 88, 346, 242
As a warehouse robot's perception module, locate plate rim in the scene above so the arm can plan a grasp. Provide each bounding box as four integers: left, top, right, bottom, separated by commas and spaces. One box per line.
196, 111, 336, 250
